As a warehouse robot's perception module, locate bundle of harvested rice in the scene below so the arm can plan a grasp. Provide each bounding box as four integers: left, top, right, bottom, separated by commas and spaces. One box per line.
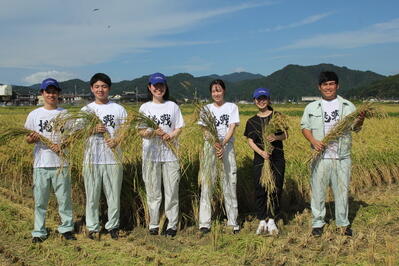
0, 127, 54, 148
260, 111, 289, 216
131, 110, 180, 158
310, 102, 385, 163
195, 103, 225, 209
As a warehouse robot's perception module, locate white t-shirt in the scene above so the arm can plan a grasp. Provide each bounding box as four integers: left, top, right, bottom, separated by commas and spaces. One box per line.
82, 101, 127, 164
24, 107, 67, 168
139, 101, 185, 162
322, 98, 340, 159
198, 102, 240, 143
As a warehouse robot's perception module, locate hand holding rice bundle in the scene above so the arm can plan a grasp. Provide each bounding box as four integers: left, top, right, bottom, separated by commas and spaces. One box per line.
309, 102, 385, 163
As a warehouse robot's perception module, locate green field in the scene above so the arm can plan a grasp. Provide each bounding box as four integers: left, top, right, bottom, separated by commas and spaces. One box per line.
0, 103, 398, 265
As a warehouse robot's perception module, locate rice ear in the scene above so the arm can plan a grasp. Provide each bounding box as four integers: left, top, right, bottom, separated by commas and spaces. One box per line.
259, 111, 289, 216
0, 127, 54, 147
309, 102, 385, 163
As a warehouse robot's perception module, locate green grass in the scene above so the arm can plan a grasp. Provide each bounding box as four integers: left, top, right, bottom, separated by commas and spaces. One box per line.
0, 185, 398, 265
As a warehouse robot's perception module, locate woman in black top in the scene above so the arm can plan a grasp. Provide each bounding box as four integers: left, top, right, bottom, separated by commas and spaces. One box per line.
244, 88, 287, 235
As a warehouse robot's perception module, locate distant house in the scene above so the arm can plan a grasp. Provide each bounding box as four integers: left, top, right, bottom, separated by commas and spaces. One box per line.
301, 96, 321, 102
0, 84, 13, 104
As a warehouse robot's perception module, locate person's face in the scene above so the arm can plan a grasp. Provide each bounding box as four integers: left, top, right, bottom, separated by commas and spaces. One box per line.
319, 80, 338, 100
91, 80, 110, 102
254, 95, 270, 110
148, 83, 166, 100
211, 84, 225, 103
41, 87, 59, 106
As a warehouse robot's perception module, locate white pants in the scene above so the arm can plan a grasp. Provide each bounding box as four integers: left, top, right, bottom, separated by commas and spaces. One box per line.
83, 164, 123, 232
199, 141, 238, 229
142, 160, 180, 230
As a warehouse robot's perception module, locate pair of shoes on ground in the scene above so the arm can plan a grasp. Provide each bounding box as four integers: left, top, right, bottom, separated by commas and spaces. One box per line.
32, 231, 76, 243
311, 226, 352, 237
62, 231, 77, 240
148, 227, 177, 237
200, 227, 211, 234
88, 229, 119, 240
109, 228, 119, 240
32, 236, 47, 243
256, 219, 279, 235
199, 226, 240, 234
88, 231, 99, 240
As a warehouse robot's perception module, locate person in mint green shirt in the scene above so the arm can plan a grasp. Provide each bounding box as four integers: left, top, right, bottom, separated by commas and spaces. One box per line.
301, 71, 365, 237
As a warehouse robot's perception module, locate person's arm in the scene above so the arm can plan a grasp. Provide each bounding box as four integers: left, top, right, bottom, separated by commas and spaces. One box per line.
162, 127, 182, 141
222, 123, 237, 146
302, 128, 325, 152
266, 131, 288, 142
247, 137, 269, 159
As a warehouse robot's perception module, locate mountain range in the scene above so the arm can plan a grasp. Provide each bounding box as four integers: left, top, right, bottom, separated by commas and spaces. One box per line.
9, 63, 398, 101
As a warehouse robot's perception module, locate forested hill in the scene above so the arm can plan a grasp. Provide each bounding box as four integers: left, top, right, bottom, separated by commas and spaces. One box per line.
346, 74, 399, 99
9, 64, 387, 101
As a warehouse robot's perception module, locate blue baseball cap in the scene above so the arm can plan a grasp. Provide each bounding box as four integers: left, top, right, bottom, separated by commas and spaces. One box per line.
253, 88, 270, 99
40, 78, 60, 90
149, 72, 167, 85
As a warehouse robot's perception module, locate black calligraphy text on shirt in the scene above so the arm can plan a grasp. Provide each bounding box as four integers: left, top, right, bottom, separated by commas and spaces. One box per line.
149, 114, 172, 128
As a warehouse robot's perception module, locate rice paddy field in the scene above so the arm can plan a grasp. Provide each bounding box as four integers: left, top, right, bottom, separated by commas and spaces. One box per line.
0, 103, 398, 265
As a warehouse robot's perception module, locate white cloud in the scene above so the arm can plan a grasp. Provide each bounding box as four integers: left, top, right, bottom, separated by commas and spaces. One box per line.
318, 53, 351, 59
23, 71, 75, 84
260, 12, 333, 32
0, 1, 271, 68
233, 67, 246, 72
169, 57, 214, 73
280, 18, 399, 50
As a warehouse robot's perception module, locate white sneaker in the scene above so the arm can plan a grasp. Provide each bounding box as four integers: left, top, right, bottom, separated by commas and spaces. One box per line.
267, 219, 279, 235
256, 220, 267, 235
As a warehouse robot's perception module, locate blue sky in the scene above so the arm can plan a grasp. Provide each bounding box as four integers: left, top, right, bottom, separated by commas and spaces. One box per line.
1, 0, 398, 85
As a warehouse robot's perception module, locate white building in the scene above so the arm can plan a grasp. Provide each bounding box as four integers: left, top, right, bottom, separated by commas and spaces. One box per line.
0, 85, 12, 96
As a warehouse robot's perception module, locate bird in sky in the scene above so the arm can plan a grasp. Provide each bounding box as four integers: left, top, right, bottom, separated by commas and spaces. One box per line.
93, 8, 99, 11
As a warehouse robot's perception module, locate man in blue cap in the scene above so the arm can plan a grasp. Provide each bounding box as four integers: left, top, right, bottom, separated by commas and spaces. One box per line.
25, 78, 76, 243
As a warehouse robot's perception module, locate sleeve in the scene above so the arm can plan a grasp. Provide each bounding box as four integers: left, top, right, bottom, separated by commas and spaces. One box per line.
197, 105, 208, 126
300, 104, 311, 130
174, 104, 185, 129
229, 104, 240, 125
243, 118, 258, 140
24, 112, 35, 131
120, 106, 128, 123
137, 103, 149, 129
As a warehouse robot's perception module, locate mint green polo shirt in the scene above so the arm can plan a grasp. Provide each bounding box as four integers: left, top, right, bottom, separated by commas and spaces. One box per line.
300, 95, 356, 159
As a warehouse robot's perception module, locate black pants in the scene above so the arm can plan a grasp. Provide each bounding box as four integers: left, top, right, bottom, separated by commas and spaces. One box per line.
253, 156, 285, 220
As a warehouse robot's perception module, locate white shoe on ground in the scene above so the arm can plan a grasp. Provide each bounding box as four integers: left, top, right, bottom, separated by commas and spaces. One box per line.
267, 219, 279, 235
256, 220, 267, 235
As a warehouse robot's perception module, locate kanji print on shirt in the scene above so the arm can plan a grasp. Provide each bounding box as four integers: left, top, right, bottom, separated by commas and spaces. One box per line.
324, 110, 339, 123
38, 120, 53, 133
103, 114, 116, 128
216, 114, 230, 127
149, 114, 172, 128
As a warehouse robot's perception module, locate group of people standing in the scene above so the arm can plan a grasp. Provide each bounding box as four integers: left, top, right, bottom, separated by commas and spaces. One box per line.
24, 70, 363, 243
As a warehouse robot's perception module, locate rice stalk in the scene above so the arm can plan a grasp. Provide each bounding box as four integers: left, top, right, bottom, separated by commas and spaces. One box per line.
0, 127, 55, 148
129, 110, 180, 159
309, 102, 385, 163
52, 110, 111, 174
259, 111, 289, 216
195, 103, 225, 211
